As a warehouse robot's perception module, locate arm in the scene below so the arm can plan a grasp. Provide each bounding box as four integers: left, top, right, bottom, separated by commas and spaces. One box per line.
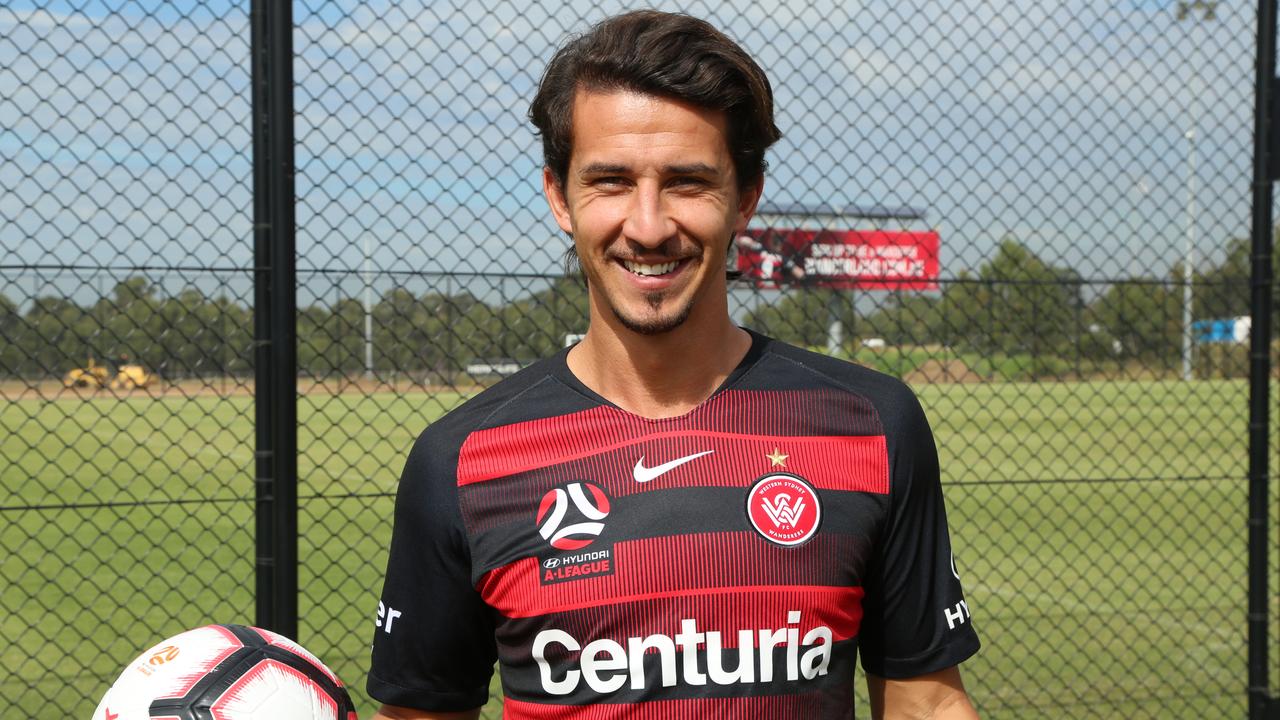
866, 666, 978, 720
859, 390, 981, 711
371, 704, 482, 720
367, 431, 497, 714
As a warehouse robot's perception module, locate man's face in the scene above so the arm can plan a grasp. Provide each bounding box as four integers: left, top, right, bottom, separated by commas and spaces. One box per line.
544, 89, 761, 335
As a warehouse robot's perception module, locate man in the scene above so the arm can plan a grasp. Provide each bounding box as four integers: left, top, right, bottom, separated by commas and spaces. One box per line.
369, 11, 979, 719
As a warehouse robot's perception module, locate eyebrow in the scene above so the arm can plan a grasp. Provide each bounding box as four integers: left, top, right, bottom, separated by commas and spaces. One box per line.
576, 162, 721, 178
577, 162, 629, 177
666, 162, 719, 176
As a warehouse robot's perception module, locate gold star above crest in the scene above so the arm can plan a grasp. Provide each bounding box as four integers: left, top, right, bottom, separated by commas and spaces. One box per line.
765, 447, 789, 467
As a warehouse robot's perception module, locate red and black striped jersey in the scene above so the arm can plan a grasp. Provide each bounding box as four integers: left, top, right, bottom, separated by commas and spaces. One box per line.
368, 332, 979, 718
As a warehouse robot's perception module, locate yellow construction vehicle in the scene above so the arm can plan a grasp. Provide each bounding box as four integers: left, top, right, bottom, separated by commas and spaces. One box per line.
110, 362, 156, 390
63, 357, 110, 388
63, 356, 158, 390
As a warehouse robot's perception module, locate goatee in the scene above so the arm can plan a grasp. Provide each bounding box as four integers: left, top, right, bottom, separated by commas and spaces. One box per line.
612, 293, 694, 335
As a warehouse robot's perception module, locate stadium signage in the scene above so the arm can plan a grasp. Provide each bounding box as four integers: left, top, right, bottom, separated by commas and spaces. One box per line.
735, 229, 940, 290
531, 611, 833, 695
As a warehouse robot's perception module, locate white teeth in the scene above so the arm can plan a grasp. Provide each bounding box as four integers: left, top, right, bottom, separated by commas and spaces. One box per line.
623, 260, 678, 276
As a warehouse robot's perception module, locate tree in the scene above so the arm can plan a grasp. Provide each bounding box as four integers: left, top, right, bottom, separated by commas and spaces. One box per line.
0, 293, 29, 375
862, 292, 945, 347
1083, 235, 1255, 369
857, 239, 1082, 359
742, 288, 847, 348
1087, 279, 1178, 362
488, 277, 589, 361
1192, 235, 1249, 323
25, 295, 88, 375
971, 239, 1082, 356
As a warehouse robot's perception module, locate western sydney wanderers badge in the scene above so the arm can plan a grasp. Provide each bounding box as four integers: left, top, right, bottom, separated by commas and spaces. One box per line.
746, 473, 822, 546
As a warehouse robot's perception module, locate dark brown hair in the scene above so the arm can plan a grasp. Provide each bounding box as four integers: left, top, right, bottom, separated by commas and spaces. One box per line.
529, 10, 781, 193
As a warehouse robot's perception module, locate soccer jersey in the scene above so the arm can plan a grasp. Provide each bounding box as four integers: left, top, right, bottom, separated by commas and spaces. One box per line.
368, 332, 979, 717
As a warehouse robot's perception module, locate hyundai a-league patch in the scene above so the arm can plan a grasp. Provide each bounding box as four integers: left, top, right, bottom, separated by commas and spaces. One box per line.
535, 480, 616, 584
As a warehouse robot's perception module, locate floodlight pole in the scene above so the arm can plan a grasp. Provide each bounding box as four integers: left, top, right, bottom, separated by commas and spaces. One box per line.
364, 234, 374, 380
1182, 126, 1196, 380
1179, 2, 1213, 380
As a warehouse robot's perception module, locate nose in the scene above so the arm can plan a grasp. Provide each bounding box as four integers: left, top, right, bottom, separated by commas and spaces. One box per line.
620, 182, 676, 250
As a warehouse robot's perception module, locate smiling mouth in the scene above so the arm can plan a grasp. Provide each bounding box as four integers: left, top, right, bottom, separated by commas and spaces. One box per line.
621, 259, 682, 277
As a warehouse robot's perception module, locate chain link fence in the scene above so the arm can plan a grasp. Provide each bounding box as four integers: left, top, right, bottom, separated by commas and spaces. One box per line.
0, 2, 256, 718
0, 1, 1265, 718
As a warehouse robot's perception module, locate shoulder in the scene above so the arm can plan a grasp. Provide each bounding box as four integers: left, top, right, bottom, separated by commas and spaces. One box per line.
412, 354, 564, 452
425, 355, 563, 438
749, 334, 929, 437
393, 354, 578, 519
407, 351, 595, 474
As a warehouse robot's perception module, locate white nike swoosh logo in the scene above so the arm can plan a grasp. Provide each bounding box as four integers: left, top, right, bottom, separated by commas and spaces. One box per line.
633, 450, 714, 483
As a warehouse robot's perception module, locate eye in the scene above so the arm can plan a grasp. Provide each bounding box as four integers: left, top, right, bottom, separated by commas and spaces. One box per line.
669, 176, 708, 188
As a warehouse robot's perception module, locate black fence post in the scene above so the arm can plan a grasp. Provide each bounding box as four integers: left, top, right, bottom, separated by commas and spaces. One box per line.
251, 0, 298, 640
250, 0, 272, 633
1249, 1, 1276, 717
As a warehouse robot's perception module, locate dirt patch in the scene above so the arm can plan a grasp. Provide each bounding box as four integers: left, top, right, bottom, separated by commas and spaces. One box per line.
0, 378, 242, 402
903, 358, 984, 385
1, 376, 484, 402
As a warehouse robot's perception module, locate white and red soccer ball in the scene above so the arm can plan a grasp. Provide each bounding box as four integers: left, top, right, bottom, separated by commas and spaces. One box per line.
93, 624, 357, 720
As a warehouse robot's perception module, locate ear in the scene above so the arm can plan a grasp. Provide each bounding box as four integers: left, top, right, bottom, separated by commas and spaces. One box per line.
733, 176, 764, 234
543, 167, 574, 235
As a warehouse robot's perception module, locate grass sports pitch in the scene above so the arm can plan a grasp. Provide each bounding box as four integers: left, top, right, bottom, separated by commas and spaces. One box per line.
1, 378, 1253, 719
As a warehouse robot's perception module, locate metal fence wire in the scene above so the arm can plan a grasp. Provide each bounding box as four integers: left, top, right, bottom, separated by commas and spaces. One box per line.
0, 2, 256, 718
0, 1, 1268, 718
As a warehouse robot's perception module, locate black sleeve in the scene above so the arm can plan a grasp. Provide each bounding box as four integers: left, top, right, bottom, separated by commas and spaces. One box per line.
367, 428, 497, 710
858, 390, 980, 678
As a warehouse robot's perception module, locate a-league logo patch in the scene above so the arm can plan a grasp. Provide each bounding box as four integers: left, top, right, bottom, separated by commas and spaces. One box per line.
536, 481, 615, 584
746, 473, 822, 546
536, 481, 610, 550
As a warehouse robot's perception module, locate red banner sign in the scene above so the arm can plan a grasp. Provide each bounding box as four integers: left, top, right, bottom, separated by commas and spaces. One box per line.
734, 229, 940, 290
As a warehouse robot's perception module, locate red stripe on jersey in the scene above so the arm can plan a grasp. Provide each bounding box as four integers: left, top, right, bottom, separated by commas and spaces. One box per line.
503, 693, 819, 719
457, 388, 886, 489
499, 583, 855, 621
480, 533, 862, 635
500, 586, 863, 649
504, 592, 863, 660
459, 430, 888, 494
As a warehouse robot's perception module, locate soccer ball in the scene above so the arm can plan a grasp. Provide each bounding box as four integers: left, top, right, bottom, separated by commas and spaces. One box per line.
93, 624, 357, 720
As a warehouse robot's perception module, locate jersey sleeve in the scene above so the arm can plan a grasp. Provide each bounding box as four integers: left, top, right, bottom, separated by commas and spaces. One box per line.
858, 390, 980, 678
367, 427, 497, 711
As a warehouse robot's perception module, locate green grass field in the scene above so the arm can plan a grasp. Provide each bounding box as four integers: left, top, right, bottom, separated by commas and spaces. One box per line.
0, 379, 1259, 718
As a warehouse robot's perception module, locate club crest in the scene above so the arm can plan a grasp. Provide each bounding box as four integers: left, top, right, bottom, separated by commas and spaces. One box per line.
746, 473, 822, 546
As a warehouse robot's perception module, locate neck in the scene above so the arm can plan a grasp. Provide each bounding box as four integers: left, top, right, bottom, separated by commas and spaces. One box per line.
567, 301, 752, 419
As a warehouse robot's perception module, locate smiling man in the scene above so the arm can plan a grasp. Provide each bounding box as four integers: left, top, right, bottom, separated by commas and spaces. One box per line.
368, 11, 979, 720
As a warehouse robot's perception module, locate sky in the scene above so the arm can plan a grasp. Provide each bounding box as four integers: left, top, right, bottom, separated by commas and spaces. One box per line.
0, 0, 1258, 309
